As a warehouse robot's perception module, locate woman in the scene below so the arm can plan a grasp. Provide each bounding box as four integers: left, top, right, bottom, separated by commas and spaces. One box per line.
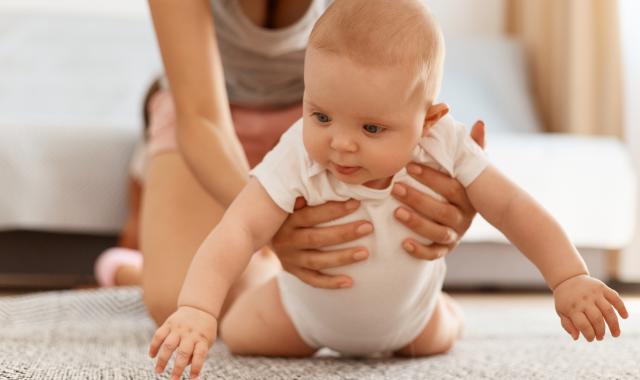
95, 0, 486, 326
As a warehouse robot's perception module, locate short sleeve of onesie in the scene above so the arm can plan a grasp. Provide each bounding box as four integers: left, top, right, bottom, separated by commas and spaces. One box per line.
250, 121, 308, 213
417, 115, 490, 187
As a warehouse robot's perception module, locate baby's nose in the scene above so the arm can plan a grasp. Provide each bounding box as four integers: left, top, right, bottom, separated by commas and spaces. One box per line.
330, 133, 358, 152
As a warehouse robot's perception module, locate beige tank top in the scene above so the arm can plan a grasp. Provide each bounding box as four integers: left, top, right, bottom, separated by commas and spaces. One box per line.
210, 0, 332, 107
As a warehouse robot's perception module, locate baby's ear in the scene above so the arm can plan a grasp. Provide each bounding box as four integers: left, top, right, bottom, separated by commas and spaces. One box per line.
422, 103, 449, 136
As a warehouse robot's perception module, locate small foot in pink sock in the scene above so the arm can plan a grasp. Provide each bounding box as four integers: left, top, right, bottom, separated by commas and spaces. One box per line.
94, 247, 143, 287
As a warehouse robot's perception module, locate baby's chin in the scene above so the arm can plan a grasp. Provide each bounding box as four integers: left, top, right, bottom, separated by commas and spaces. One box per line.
361, 176, 394, 190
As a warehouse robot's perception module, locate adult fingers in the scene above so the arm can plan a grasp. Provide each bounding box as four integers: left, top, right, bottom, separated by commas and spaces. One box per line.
155, 332, 180, 374
189, 341, 209, 379
149, 324, 171, 358
572, 313, 596, 342
401, 240, 452, 261
394, 206, 457, 245
291, 247, 369, 271
559, 314, 579, 340
584, 306, 606, 340
171, 339, 195, 380
596, 297, 621, 337
470, 120, 486, 149
285, 222, 373, 250
405, 164, 474, 213
604, 288, 629, 319
293, 196, 307, 210
288, 200, 360, 228
286, 267, 353, 289
392, 183, 464, 233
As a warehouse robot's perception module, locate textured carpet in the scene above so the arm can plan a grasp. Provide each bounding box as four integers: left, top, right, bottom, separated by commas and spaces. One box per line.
0, 288, 638, 379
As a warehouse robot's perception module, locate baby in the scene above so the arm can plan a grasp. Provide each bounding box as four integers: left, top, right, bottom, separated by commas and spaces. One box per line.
149, 1, 629, 379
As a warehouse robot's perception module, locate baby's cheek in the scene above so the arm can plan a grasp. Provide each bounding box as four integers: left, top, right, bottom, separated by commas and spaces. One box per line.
371, 151, 412, 176
303, 131, 327, 165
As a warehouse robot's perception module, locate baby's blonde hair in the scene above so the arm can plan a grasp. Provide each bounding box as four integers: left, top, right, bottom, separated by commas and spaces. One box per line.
308, 0, 445, 101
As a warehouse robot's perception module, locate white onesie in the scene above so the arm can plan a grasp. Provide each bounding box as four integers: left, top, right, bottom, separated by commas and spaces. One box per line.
251, 115, 489, 356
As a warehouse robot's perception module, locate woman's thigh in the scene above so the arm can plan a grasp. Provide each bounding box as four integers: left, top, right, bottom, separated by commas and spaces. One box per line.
139, 89, 300, 325
141, 150, 225, 325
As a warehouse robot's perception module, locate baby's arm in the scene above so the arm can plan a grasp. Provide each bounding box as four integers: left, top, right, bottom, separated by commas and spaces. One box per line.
149, 178, 288, 379
467, 165, 628, 340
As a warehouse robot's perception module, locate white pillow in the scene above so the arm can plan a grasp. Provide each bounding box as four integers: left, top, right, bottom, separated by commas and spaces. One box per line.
439, 37, 542, 134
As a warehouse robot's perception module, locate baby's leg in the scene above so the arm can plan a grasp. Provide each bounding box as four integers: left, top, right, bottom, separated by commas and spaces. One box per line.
220, 277, 317, 357
395, 292, 464, 357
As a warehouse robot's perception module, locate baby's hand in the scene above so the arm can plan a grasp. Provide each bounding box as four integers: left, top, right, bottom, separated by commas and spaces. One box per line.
553, 274, 629, 342
149, 306, 218, 380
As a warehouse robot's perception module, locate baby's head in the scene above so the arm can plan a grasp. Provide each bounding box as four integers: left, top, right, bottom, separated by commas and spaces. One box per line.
302, 0, 448, 189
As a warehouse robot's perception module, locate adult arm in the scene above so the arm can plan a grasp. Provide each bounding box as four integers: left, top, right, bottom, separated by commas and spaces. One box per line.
148, 0, 250, 207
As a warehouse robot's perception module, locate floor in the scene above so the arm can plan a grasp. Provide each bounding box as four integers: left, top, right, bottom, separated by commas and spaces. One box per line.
3, 287, 639, 311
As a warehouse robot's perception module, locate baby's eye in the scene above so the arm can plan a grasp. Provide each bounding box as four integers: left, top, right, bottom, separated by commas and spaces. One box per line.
312, 112, 331, 123
363, 124, 384, 134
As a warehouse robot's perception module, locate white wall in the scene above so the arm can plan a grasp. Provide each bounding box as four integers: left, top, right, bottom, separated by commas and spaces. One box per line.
0, 0, 148, 17
428, 0, 506, 37
619, 0, 640, 281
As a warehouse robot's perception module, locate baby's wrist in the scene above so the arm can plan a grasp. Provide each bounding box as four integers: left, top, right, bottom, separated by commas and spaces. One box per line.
177, 303, 219, 322
550, 272, 589, 291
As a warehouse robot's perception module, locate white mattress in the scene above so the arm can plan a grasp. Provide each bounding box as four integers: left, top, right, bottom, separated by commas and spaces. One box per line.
464, 133, 637, 249
0, 10, 635, 251
0, 11, 161, 233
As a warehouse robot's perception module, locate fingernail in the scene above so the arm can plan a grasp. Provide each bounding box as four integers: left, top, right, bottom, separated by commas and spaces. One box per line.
396, 208, 410, 222
346, 199, 359, 210
356, 223, 373, 235
353, 250, 368, 260
446, 229, 458, 243
392, 183, 407, 197
403, 241, 415, 252
339, 281, 352, 288
407, 164, 422, 175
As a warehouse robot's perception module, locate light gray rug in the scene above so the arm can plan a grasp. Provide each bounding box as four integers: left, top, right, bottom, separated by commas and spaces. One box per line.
0, 287, 637, 379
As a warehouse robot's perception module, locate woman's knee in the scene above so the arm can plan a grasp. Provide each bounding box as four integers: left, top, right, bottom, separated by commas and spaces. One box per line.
142, 287, 178, 326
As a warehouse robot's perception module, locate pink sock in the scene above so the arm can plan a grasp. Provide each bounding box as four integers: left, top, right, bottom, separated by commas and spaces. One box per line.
94, 247, 143, 287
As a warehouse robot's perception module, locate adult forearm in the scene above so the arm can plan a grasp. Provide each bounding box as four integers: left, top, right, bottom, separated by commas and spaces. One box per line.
177, 116, 250, 207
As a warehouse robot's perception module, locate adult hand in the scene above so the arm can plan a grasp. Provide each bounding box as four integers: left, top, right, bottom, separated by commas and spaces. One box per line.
391, 120, 486, 260
271, 198, 373, 289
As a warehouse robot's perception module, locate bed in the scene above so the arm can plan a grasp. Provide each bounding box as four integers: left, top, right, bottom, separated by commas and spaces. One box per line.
0, 0, 635, 289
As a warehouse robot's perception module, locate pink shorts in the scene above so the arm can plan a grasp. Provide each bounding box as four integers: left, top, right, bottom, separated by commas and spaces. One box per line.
146, 89, 302, 168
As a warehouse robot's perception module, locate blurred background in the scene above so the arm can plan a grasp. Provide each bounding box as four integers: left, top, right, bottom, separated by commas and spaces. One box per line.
0, 0, 638, 292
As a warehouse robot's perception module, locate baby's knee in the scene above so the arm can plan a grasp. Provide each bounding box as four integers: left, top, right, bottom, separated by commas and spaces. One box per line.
218, 311, 250, 355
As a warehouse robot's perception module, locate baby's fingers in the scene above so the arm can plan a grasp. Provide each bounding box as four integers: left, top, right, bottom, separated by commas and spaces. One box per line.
572, 313, 596, 342
560, 315, 579, 340
597, 297, 621, 337
155, 332, 180, 374
170, 339, 195, 380
604, 288, 629, 319
189, 341, 210, 379
584, 306, 606, 340
149, 325, 171, 358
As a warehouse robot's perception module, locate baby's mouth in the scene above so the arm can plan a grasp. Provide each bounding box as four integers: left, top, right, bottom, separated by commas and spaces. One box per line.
333, 162, 361, 175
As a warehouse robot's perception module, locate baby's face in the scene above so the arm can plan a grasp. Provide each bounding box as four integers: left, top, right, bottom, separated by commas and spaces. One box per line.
302, 48, 430, 189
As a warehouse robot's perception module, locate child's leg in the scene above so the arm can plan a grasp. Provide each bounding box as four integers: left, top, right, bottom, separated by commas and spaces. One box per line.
220, 277, 317, 357
395, 292, 464, 357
